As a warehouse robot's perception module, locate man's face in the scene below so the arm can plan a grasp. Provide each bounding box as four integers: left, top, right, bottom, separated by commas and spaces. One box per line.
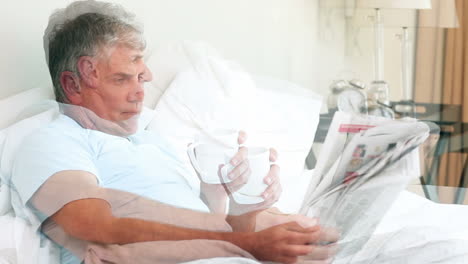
79, 44, 152, 134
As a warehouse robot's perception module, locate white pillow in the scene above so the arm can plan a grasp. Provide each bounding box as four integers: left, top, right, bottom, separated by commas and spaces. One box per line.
0, 160, 11, 216
0, 86, 54, 130
0, 129, 5, 162
1, 108, 59, 182
0, 86, 54, 216
143, 82, 164, 110
0, 109, 58, 217
0, 127, 10, 216
147, 51, 322, 213
144, 41, 222, 108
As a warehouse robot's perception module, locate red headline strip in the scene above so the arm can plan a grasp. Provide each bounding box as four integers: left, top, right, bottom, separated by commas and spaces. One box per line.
339, 124, 375, 133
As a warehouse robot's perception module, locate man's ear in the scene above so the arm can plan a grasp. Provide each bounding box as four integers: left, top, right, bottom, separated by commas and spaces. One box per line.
60, 71, 82, 105
77, 56, 98, 88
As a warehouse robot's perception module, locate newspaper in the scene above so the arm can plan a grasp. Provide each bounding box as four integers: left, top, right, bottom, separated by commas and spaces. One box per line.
299, 111, 430, 261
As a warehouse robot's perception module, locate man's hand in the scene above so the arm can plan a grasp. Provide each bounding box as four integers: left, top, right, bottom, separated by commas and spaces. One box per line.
254, 209, 340, 263
200, 131, 282, 215
255, 208, 315, 231
199, 131, 250, 212
222, 145, 281, 233
243, 221, 337, 264
297, 224, 339, 264
226, 147, 281, 216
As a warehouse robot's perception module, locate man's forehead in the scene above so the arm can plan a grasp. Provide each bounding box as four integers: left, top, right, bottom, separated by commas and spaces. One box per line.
108, 45, 144, 62
100, 45, 145, 72
130, 54, 144, 62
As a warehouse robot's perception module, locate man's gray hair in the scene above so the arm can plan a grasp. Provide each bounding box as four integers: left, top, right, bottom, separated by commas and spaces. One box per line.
44, 0, 145, 103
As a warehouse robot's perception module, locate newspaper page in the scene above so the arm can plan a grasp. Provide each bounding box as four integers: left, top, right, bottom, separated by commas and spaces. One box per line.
299, 111, 430, 261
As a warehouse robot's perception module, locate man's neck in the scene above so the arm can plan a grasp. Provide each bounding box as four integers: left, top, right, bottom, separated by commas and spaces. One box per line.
59, 103, 138, 137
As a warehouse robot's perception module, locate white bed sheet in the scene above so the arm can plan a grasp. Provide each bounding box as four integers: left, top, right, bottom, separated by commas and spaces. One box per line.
278, 169, 468, 263
0, 213, 59, 264
333, 191, 468, 264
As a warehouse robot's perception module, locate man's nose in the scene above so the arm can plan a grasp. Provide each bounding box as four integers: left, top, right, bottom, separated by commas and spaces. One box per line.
128, 80, 145, 103
142, 65, 153, 82
130, 82, 145, 102
134, 83, 145, 102
131, 67, 152, 102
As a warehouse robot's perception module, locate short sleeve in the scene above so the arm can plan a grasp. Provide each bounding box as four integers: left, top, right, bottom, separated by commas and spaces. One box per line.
11, 120, 99, 207
29, 171, 107, 220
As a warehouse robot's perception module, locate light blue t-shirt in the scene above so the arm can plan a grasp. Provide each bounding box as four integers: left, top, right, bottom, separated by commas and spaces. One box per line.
11, 114, 208, 264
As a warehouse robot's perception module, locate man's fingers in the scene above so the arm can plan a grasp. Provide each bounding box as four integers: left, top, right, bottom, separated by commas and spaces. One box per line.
283, 244, 315, 258
286, 215, 319, 229
281, 222, 322, 245
253, 182, 281, 211
229, 146, 248, 167
319, 227, 340, 244
221, 162, 250, 193
264, 164, 280, 185
299, 244, 338, 261
276, 256, 299, 264
238, 130, 247, 145
284, 221, 320, 233
280, 222, 339, 247
261, 177, 281, 200
269, 148, 278, 162
288, 231, 323, 246
226, 174, 249, 193
261, 164, 281, 199
298, 258, 334, 264
226, 159, 250, 181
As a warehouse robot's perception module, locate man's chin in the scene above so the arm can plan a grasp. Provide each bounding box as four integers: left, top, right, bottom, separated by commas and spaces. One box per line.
121, 111, 141, 119
116, 115, 140, 136
59, 103, 141, 137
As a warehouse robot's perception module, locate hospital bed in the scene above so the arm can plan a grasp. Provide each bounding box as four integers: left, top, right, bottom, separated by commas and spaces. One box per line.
1, 41, 468, 264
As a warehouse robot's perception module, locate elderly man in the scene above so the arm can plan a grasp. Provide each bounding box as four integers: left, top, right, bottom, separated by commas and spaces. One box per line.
11, 1, 337, 264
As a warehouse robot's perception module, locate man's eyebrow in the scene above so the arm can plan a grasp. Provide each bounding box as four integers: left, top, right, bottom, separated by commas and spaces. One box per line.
131, 54, 143, 62
112, 72, 133, 78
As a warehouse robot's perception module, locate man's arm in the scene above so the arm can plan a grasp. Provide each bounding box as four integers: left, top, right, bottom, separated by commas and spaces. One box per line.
52, 198, 250, 244
51, 197, 322, 263
30, 171, 327, 263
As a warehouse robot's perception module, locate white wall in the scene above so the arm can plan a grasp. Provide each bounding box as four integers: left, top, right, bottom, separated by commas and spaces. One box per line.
316, 1, 419, 102
0, 0, 416, 107
0, 0, 69, 99
0, 0, 322, 100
